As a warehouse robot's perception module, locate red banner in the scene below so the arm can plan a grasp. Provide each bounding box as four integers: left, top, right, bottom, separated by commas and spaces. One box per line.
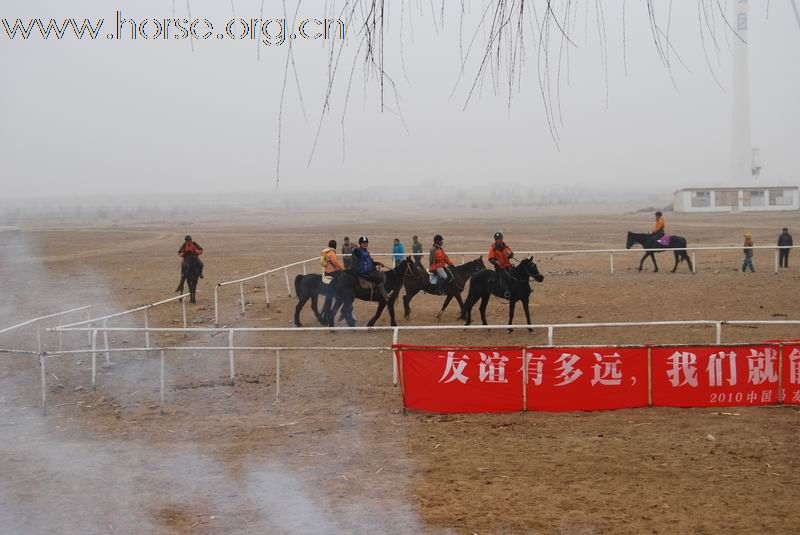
396, 343, 796, 413
651, 346, 780, 407
398, 346, 524, 413
781, 344, 800, 405
524, 347, 648, 412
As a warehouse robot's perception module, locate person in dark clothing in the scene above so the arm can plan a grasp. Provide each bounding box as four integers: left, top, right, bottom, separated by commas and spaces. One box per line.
778, 228, 793, 268
341, 236, 354, 269
411, 235, 424, 269
178, 235, 204, 278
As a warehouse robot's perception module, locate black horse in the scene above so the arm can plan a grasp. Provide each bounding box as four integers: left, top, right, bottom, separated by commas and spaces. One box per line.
293, 273, 333, 327
463, 257, 545, 333
175, 255, 202, 303
626, 231, 693, 273
327, 258, 414, 328
402, 257, 485, 321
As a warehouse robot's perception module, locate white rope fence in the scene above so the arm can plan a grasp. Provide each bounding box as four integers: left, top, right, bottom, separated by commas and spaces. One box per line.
212, 245, 800, 325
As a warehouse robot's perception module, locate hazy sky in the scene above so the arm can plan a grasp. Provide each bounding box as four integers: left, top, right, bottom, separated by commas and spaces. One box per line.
1, 0, 798, 198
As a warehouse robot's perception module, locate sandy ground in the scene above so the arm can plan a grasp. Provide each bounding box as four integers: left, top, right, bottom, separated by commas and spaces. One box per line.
1, 206, 799, 534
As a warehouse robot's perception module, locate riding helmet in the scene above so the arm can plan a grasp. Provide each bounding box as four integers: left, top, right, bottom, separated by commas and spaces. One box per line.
433, 234, 443, 244
358, 236, 369, 244
184, 235, 192, 241
494, 231, 504, 240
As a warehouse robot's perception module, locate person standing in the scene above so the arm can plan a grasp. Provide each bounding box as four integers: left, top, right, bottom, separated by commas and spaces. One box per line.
742, 233, 755, 273
411, 235, 424, 269
392, 238, 405, 267
778, 228, 793, 268
341, 236, 354, 269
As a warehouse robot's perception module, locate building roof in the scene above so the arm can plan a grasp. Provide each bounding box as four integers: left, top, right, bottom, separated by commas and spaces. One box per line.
675, 186, 798, 193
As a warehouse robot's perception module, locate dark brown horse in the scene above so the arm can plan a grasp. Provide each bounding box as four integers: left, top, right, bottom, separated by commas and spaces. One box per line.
401, 257, 485, 321
175, 255, 202, 303
626, 231, 693, 273
327, 258, 413, 327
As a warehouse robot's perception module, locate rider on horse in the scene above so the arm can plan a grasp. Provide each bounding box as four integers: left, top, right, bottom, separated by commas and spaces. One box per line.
429, 234, 455, 293
321, 239, 345, 278
179, 235, 204, 278
351, 236, 390, 300
488, 231, 513, 298
651, 211, 667, 246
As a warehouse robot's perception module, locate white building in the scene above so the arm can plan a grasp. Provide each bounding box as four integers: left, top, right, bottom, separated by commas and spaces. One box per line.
673, 186, 798, 213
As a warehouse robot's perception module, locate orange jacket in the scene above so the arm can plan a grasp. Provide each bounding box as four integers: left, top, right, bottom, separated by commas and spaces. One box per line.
322, 248, 344, 274
488, 242, 513, 269
429, 246, 453, 272
653, 217, 665, 234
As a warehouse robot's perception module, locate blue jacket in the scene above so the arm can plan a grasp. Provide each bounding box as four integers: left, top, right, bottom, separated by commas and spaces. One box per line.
351, 247, 374, 274
392, 243, 405, 265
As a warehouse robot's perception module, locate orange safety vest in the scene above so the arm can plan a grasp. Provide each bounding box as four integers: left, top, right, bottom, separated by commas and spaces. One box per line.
429, 247, 453, 272
488, 243, 513, 268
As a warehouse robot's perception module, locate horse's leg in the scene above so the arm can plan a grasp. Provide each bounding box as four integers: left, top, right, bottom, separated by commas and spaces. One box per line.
507, 298, 517, 333
387, 295, 398, 327
463, 293, 476, 326
342, 300, 356, 327
479, 295, 490, 326
368, 298, 387, 327
294, 296, 310, 327
522, 298, 533, 333
437, 294, 454, 321
672, 251, 680, 273
188, 278, 197, 304
310, 293, 323, 322
328, 298, 343, 328
455, 293, 466, 320
402, 287, 418, 320
651, 253, 659, 272
176, 274, 186, 293
638, 253, 646, 272
685, 252, 694, 274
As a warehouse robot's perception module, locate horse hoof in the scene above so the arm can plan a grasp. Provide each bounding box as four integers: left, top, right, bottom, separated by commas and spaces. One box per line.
528, 328, 534, 334
508, 329, 514, 334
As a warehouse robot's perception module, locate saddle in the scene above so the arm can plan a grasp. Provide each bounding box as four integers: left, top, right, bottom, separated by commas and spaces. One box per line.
657, 234, 671, 247
322, 274, 333, 285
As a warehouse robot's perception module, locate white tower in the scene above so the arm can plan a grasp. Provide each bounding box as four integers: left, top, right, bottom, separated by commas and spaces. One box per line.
730, 0, 753, 183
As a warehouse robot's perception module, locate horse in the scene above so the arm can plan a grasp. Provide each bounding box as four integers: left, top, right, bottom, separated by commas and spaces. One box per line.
175, 255, 202, 304
626, 231, 693, 273
463, 257, 545, 333
326, 257, 414, 328
293, 273, 332, 327
401, 257, 485, 321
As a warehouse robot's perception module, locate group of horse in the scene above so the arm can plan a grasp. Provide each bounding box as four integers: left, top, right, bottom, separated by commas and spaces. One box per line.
293, 255, 546, 331
174, 230, 692, 329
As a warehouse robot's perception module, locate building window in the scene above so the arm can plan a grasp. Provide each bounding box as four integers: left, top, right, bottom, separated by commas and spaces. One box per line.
691, 191, 711, 207
714, 190, 737, 207
743, 190, 766, 206
769, 189, 793, 206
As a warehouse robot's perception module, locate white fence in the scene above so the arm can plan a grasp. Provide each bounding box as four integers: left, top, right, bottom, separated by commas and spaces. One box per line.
212, 245, 800, 325
0, 305, 93, 354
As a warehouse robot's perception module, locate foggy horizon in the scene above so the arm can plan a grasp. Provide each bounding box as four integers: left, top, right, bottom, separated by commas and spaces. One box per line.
1, 0, 798, 199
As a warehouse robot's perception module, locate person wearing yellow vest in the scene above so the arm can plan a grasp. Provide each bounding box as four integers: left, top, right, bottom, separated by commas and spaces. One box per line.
321, 239, 345, 276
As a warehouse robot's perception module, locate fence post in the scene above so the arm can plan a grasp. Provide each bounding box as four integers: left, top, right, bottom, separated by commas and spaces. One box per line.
461, 254, 465, 264
91, 329, 98, 389
160, 350, 166, 414
692, 252, 697, 274
36, 323, 42, 353
275, 349, 281, 402
102, 320, 110, 364
392, 328, 399, 387
609, 253, 614, 274
778, 345, 784, 405
239, 283, 246, 316
303, 262, 307, 275
715, 322, 722, 344
214, 285, 220, 326
285, 268, 292, 297
58, 317, 64, 352
521, 348, 528, 411
143, 308, 150, 349
547, 326, 554, 346
86, 309, 92, 346
228, 330, 235, 385
181, 297, 187, 329
40, 353, 47, 416
264, 275, 271, 309
775, 249, 779, 274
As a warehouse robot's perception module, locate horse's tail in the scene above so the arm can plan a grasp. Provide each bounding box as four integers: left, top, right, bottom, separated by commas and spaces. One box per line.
294, 274, 304, 298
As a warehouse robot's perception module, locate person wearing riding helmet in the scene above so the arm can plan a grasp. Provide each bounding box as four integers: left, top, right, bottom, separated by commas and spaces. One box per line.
178, 235, 204, 279
488, 231, 513, 299
429, 234, 455, 293
351, 236, 390, 300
